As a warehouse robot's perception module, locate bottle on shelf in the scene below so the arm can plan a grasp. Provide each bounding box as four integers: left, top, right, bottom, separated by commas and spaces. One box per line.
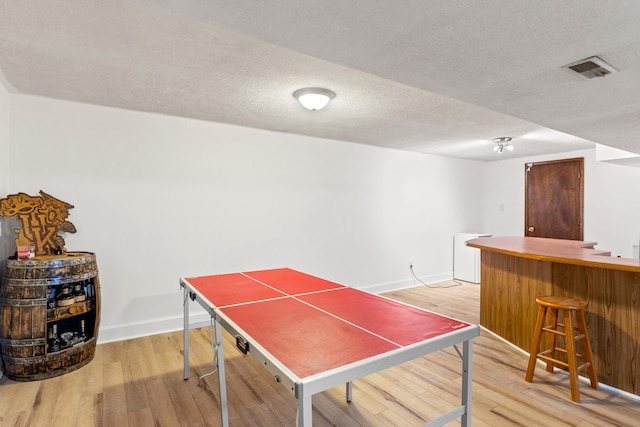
49, 324, 61, 353
47, 286, 57, 309
79, 319, 87, 342
47, 327, 53, 352
85, 279, 94, 299
72, 283, 86, 302
55, 286, 75, 307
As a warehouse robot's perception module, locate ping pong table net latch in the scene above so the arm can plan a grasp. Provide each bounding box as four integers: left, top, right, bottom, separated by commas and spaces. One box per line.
181, 283, 197, 304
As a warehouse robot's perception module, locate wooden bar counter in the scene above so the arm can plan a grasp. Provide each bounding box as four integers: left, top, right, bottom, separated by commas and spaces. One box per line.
466, 236, 640, 396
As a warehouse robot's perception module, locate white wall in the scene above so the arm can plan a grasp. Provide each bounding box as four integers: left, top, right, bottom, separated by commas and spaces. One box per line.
483, 149, 640, 258
0, 80, 12, 262
585, 152, 640, 257
8, 94, 485, 342
0, 78, 8, 376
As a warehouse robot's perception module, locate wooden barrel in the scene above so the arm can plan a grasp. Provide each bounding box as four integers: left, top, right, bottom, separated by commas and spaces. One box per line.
0, 252, 101, 381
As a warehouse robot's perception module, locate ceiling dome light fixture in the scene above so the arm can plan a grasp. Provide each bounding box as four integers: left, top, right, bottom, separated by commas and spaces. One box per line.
493, 137, 514, 153
293, 87, 335, 111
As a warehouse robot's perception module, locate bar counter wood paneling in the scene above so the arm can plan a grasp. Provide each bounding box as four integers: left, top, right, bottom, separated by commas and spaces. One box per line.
466, 236, 640, 396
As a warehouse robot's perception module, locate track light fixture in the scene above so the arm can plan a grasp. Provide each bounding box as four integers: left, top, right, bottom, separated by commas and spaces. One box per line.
493, 137, 514, 153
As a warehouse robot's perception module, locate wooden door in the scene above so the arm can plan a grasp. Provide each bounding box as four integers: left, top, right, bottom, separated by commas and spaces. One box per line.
524, 158, 584, 240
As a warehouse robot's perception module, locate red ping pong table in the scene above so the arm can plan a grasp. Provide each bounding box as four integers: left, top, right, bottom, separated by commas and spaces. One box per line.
181, 268, 479, 426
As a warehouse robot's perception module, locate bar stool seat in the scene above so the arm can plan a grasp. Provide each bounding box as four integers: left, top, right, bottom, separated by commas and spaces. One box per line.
525, 296, 598, 402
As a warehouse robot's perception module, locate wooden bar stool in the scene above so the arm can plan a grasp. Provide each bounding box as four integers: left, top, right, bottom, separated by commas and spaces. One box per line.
525, 296, 598, 402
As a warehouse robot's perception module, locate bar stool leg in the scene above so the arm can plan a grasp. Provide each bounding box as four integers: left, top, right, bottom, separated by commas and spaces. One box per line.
525, 304, 547, 382
545, 307, 559, 373
563, 309, 581, 402
576, 310, 599, 390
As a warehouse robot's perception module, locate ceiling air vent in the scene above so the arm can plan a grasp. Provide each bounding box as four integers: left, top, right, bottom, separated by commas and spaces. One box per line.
563, 56, 617, 79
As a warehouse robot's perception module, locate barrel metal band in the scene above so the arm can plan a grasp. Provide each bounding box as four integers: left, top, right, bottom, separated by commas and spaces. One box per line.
2, 337, 97, 363
0, 337, 47, 346
0, 297, 47, 306
5, 253, 97, 269
1, 270, 98, 286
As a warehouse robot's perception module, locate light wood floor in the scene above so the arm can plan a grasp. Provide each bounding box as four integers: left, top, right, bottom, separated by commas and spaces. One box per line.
1, 280, 639, 426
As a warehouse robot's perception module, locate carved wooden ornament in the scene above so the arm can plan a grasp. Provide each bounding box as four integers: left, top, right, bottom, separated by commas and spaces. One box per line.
0, 190, 77, 256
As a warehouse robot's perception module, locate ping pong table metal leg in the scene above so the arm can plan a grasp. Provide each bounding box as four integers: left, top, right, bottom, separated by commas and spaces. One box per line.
183, 285, 190, 380
296, 388, 312, 426
346, 381, 353, 402
215, 319, 230, 427
422, 339, 474, 427
461, 339, 473, 427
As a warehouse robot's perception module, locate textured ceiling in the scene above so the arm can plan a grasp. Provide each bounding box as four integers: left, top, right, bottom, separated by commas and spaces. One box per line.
1, 1, 638, 161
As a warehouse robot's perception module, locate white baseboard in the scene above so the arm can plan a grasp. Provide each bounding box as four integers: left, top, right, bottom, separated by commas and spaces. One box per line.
97, 312, 211, 344
362, 272, 452, 294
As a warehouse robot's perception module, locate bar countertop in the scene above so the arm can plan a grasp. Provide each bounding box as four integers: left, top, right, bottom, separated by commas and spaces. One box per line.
466, 236, 640, 273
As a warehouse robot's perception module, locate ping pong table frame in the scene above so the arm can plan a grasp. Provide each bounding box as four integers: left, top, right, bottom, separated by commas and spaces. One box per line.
181, 278, 479, 426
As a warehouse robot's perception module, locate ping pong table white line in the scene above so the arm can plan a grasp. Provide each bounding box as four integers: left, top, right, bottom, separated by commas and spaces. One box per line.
285, 285, 473, 349
191, 270, 348, 310
240, 270, 345, 294
289, 289, 406, 349
239, 271, 290, 296
216, 286, 350, 309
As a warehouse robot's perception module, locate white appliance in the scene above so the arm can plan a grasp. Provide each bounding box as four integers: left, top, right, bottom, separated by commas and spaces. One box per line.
453, 233, 492, 283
